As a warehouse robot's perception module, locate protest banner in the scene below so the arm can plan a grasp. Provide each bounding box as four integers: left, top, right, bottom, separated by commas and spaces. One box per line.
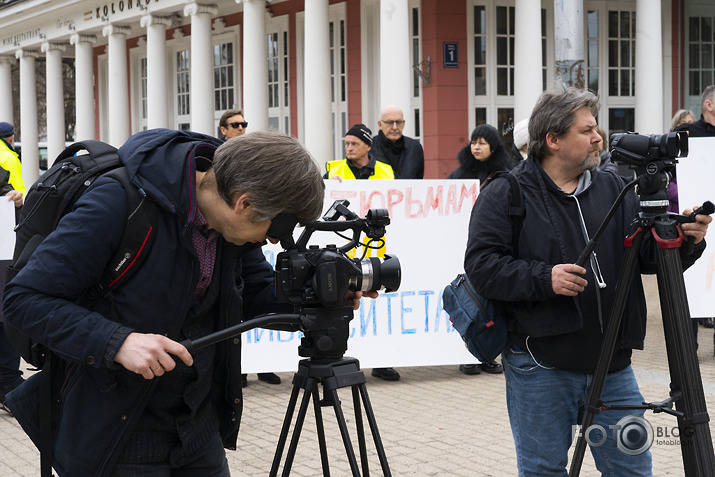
0, 199, 14, 260
677, 137, 715, 318
242, 179, 479, 373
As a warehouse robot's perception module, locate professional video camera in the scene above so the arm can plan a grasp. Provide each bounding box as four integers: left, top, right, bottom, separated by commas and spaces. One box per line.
274, 199, 401, 359
609, 131, 688, 201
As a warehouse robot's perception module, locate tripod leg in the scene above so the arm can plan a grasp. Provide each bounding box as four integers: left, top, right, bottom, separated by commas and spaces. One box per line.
312, 385, 332, 476
569, 229, 645, 477
655, 244, 715, 476
325, 387, 362, 476
358, 383, 392, 477
352, 386, 370, 477
271, 381, 303, 477
279, 377, 318, 477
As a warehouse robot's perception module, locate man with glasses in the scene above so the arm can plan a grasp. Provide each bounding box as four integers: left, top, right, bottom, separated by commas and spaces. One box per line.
219, 110, 248, 140
371, 105, 424, 179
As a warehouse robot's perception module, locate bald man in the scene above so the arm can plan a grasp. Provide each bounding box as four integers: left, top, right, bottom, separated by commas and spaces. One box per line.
371, 105, 424, 179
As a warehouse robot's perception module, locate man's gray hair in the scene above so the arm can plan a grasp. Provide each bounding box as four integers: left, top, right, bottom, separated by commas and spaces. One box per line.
701, 85, 715, 109
528, 87, 601, 160
212, 131, 325, 225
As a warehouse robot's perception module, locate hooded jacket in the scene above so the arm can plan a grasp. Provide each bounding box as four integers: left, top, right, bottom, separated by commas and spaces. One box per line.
447, 144, 511, 183
3, 129, 277, 476
464, 157, 705, 371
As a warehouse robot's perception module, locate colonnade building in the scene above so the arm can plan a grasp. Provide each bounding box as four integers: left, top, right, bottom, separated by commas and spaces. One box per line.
0, 0, 713, 186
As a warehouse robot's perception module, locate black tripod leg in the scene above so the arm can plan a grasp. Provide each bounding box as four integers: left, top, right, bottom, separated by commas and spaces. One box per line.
312, 385, 332, 476
325, 387, 362, 476
351, 386, 370, 477
275, 376, 318, 477
270, 381, 303, 476
655, 245, 715, 476
569, 229, 645, 477
358, 382, 392, 476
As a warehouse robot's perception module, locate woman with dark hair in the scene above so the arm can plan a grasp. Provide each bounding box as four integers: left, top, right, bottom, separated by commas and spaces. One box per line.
448, 124, 512, 186
449, 123, 507, 376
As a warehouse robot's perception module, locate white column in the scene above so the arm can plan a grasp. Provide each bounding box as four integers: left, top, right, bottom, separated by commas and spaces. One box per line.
16, 49, 40, 186
241, 0, 269, 132
0, 57, 14, 123
70, 35, 97, 141
634, 0, 663, 134
379, 0, 412, 137
141, 15, 172, 129
42, 43, 67, 165
184, 3, 218, 135
514, 0, 543, 123
102, 25, 131, 147
304, 0, 332, 162
553, 0, 584, 89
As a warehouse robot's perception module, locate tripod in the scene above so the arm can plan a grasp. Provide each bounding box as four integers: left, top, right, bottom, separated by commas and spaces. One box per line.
568, 185, 715, 475
269, 356, 391, 477
182, 308, 392, 477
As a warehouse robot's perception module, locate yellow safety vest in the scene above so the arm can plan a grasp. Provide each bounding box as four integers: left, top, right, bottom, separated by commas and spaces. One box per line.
0, 140, 24, 195
325, 159, 394, 180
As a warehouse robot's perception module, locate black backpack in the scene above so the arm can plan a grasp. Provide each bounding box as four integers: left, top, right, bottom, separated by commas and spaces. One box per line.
5, 140, 159, 368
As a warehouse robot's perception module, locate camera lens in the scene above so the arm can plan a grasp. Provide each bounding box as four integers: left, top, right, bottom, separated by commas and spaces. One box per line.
354, 255, 401, 293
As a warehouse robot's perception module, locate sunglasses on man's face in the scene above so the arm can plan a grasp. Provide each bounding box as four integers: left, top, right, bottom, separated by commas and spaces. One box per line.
228, 121, 248, 129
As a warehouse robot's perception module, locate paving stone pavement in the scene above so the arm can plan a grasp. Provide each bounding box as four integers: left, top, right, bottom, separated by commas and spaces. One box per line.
2, 275, 714, 476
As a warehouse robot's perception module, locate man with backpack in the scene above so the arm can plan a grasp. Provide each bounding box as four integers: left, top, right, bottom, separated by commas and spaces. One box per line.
464, 88, 711, 476
1, 129, 367, 476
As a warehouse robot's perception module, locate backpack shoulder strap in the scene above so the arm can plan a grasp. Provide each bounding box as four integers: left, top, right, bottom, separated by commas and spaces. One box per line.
88, 168, 159, 299
485, 171, 525, 255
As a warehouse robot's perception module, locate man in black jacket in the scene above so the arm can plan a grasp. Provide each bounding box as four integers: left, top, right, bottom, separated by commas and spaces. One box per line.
675, 85, 715, 137
465, 88, 711, 476
371, 105, 424, 179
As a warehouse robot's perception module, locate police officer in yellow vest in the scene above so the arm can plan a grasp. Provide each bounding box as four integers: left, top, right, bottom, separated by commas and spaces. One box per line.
325, 124, 394, 180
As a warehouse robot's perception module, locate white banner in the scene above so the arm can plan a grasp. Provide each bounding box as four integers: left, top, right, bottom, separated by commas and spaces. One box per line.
0, 199, 15, 260
677, 137, 715, 318
242, 180, 480, 373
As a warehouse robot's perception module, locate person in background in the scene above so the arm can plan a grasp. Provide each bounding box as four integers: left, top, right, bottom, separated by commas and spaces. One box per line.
325, 124, 400, 381
671, 109, 696, 131
511, 118, 529, 164
0, 121, 25, 414
371, 105, 424, 179
219, 110, 248, 140
448, 123, 509, 375
595, 126, 618, 174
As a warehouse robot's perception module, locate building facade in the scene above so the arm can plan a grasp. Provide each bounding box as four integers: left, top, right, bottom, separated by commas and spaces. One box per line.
0, 0, 713, 186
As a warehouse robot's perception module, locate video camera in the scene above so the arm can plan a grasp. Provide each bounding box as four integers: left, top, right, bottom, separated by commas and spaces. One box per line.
610, 131, 688, 207
273, 200, 401, 359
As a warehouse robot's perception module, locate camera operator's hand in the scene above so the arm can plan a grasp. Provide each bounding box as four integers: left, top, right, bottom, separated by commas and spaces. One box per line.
551, 264, 588, 296
681, 206, 712, 245
345, 290, 379, 310
115, 333, 194, 380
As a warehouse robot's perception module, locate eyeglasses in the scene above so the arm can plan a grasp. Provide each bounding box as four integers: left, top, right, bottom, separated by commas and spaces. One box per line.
228, 121, 248, 129
382, 120, 405, 127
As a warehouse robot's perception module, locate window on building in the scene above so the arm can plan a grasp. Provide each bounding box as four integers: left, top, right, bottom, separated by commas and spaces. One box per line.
267, 19, 290, 134
688, 15, 714, 100
329, 13, 347, 162
176, 49, 190, 122
495, 5, 515, 96
607, 10, 636, 97
587, 10, 600, 93
409, 3, 423, 140
214, 42, 235, 112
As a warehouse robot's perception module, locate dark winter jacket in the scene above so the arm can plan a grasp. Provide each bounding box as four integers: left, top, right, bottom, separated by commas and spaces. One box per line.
370, 130, 424, 179
3, 129, 278, 476
448, 145, 511, 183
464, 157, 705, 371
674, 116, 715, 137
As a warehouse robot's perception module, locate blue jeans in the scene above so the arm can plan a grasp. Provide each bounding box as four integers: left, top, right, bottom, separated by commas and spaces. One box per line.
503, 345, 652, 477
111, 432, 230, 477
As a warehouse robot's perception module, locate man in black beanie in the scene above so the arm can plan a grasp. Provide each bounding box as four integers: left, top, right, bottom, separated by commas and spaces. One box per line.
324, 124, 394, 180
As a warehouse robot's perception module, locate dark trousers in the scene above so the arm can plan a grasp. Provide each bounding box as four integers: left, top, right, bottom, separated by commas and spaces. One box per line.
0, 259, 22, 387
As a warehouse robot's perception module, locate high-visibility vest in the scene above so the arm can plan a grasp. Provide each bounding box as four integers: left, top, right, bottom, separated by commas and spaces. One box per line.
325, 159, 394, 180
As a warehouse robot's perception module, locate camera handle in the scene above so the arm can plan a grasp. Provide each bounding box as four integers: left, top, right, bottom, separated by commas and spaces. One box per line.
179, 313, 303, 354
